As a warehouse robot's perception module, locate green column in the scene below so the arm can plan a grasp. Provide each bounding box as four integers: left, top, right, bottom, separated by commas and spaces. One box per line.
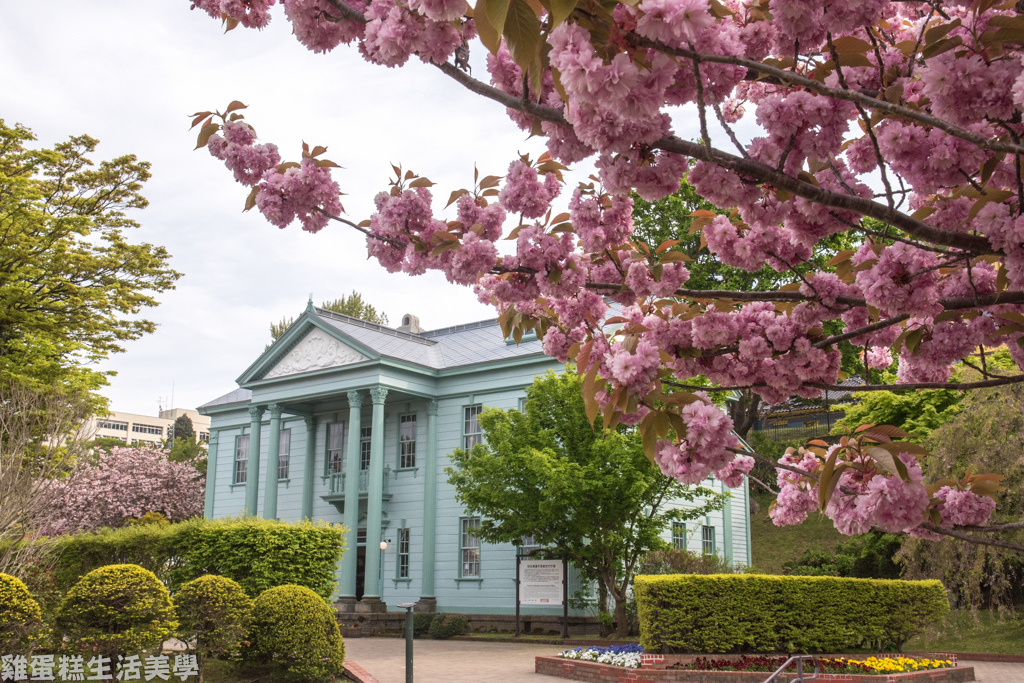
420, 400, 439, 601
245, 405, 265, 516
302, 415, 318, 520
339, 391, 363, 600
204, 430, 219, 519
263, 404, 283, 520
362, 386, 388, 600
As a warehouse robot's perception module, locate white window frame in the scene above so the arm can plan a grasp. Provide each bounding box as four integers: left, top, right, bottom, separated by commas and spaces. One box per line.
399, 414, 417, 469
463, 405, 483, 450
702, 525, 716, 555
460, 517, 481, 578
360, 426, 372, 471
234, 434, 250, 485
278, 428, 291, 480
672, 522, 687, 551
326, 423, 345, 474
398, 528, 410, 579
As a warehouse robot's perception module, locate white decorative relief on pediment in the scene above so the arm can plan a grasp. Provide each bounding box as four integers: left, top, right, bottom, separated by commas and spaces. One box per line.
264, 328, 368, 379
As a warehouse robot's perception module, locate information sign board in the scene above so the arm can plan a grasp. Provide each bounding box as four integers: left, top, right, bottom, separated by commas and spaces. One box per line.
519, 559, 564, 605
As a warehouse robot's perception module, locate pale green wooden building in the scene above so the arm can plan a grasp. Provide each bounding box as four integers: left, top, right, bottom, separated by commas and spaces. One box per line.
199, 303, 752, 615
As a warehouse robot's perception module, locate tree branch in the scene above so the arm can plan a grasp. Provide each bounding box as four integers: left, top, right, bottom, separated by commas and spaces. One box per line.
662, 374, 1024, 394
630, 36, 1024, 158
917, 523, 1024, 554
427, 54, 996, 255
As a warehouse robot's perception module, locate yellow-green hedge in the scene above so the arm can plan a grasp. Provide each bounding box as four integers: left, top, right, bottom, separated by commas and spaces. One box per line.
53, 517, 344, 600
634, 574, 948, 654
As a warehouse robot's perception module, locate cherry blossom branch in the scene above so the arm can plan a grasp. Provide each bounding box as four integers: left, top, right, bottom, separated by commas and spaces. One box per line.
663, 373, 1024, 393
805, 375, 1024, 392
317, 208, 407, 247
813, 314, 909, 349
629, 36, 1024, 158
917, 523, 1024, 553
728, 445, 816, 481
950, 521, 1024, 532
433, 61, 569, 124
651, 136, 996, 254
322, 0, 368, 24
584, 281, 1024, 312
426, 57, 997, 255
732, 447, 1024, 552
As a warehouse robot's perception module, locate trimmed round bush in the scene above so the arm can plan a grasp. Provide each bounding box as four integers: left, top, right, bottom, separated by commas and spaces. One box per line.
243, 585, 344, 681
0, 574, 45, 651
174, 575, 252, 660
55, 564, 176, 658
428, 614, 469, 640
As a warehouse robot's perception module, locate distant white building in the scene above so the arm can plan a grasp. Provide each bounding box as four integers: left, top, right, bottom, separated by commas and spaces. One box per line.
87, 408, 211, 447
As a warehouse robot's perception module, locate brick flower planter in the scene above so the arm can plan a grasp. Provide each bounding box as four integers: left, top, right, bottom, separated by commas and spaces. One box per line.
535, 656, 976, 683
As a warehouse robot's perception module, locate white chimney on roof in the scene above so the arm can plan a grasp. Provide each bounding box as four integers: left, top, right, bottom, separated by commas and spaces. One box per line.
398, 313, 424, 333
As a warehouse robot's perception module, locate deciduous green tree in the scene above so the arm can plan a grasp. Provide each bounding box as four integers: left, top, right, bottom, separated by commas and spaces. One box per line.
832, 349, 1018, 442
446, 369, 728, 637
269, 290, 388, 342
0, 120, 179, 409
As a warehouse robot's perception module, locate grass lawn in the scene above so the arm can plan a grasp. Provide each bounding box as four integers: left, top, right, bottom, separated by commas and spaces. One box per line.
749, 491, 846, 574
906, 610, 1024, 655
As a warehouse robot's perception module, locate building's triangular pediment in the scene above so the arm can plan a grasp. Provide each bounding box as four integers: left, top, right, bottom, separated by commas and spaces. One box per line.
263, 327, 369, 379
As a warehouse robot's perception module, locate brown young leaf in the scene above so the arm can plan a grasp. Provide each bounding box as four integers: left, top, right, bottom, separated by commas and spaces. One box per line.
194, 122, 220, 150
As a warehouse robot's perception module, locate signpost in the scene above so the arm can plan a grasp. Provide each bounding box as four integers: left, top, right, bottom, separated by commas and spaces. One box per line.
515, 550, 569, 639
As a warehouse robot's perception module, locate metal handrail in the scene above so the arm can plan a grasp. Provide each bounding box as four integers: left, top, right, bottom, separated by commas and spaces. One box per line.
762, 655, 820, 683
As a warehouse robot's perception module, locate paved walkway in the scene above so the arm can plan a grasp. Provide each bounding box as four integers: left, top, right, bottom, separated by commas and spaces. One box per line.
344, 638, 558, 682
344, 638, 1024, 682
973, 661, 1024, 682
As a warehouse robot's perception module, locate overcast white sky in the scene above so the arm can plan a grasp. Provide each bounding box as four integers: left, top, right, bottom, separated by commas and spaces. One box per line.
0, 1, 705, 415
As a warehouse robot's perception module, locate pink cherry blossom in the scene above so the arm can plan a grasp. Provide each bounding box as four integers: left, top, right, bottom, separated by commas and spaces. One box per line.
46, 446, 204, 535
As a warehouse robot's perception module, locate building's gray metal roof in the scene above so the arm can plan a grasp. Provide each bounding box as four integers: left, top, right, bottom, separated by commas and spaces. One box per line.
201, 311, 548, 409
199, 387, 252, 411
316, 309, 544, 369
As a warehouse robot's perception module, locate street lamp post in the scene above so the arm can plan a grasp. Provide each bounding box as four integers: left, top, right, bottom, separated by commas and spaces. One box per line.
398, 602, 415, 683
378, 539, 390, 601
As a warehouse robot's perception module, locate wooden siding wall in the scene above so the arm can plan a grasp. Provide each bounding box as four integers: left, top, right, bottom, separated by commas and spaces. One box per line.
206, 360, 751, 615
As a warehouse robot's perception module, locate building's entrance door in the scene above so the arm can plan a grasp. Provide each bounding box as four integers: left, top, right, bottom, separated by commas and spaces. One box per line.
355, 546, 366, 599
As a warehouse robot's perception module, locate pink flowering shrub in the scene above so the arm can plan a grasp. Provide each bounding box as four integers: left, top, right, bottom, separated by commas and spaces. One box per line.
186, 0, 1024, 546
46, 447, 205, 535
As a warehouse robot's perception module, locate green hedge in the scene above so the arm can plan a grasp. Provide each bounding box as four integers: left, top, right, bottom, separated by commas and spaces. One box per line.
52, 517, 344, 600
634, 574, 948, 654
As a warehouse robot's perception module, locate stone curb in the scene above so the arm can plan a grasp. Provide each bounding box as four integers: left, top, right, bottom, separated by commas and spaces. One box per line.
342, 660, 382, 683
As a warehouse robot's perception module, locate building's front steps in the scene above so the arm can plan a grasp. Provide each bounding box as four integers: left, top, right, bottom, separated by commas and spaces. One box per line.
335, 610, 603, 637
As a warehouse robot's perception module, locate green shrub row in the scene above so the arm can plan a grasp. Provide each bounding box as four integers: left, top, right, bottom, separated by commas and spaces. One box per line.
634, 574, 949, 653
52, 517, 345, 600
2, 566, 344, 682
